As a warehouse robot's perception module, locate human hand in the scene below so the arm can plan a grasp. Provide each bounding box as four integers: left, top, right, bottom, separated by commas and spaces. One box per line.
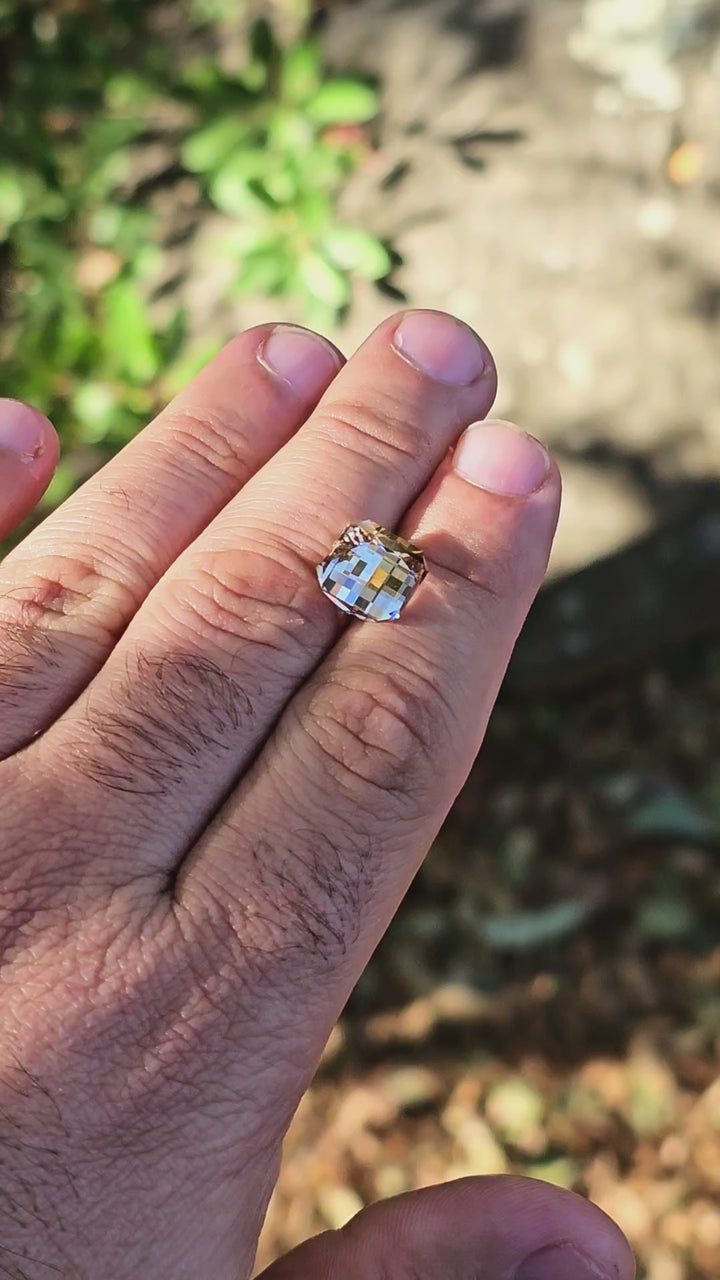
0, 313, 633, 1280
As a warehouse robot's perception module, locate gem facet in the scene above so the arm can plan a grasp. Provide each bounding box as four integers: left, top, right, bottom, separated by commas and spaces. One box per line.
316, 520, 427, 621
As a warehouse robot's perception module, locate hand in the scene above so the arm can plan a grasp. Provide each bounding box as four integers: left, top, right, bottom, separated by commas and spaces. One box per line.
0, 313, 633, 1280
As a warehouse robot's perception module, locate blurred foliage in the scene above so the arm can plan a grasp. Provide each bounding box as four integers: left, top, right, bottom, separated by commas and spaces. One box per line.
181, 22, 388, 323
0, 0, 387, 511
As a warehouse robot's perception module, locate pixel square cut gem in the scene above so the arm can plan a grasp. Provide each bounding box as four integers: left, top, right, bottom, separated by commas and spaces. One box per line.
316, 520, 427, 622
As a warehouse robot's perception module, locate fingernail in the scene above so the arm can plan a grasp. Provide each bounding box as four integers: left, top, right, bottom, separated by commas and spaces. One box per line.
259, 325, 341, 398
0, 399, 47, 468
452, 418, 550, 496
393, 310, 487, 385
516, 1242, 614, 1280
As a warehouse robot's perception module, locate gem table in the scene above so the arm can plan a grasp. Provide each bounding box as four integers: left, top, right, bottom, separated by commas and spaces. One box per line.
316, 520, 427, 622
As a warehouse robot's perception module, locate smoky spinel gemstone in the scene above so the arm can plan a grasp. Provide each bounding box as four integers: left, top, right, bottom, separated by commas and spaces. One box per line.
316, 520, 427, 622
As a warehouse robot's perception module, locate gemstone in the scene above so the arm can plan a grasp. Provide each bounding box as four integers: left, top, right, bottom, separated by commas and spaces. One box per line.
316, 520, 427, 622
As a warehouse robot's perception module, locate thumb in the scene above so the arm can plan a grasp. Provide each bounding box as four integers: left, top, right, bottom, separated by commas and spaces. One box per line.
0, 399, 59, 542
258, 1176, 634, 1280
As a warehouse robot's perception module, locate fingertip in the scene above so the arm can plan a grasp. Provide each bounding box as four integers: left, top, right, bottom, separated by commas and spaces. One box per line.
452, 419, 559, 498
0, 400, 59, 540
405, 434, 561, 610
360, 1176, 636, 1280
257, 1178, 634, 1280
352, 308, 498, 404
0, 398, 59, 480
390, 309, 494, 388
486, 1177, 636, 1280
258, 324, 345, 401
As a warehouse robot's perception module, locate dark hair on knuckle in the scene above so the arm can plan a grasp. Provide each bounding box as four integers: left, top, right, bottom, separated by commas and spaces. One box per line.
0, 624, 62, 709
79, 651, 253, 796
246, 828, 375, 967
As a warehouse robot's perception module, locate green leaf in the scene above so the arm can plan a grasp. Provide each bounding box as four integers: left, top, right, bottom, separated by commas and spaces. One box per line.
267, 108, 313, 154
298, 251, 351, 309
281, 40, 321, 104
233, 249, 288, 296
310, 141, 354, 186
322, 226, 391, 278
85, 116, 147, 166
54, 304, 94, 369
189, 0, 239, 21
100, 279, 159, 383
480, 898, 593, 951
72, 381, 117, 440
306, 78, 379, 125
249, 17, 277, 69
209, 155, 274, 217
133, 244, 163, 281
236, 58, 268, 94
104, 72, 158, 112
296, 187, 334, 235
179, 58, 225, 94
159, 336, 224, 398
85, 148, 133, 201
87, 204, 150, 255
0, 169, 26, 230
157, 306, 187, 363
0, 168, 62, 225
88, 204, 124, 247
263, 164, 299, 205
181, 115, 251, 175
209, 223, 278, 258
41, 460, 79, 509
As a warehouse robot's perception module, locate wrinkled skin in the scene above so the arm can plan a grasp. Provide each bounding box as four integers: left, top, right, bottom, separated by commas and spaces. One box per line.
0, 313, 634, 1280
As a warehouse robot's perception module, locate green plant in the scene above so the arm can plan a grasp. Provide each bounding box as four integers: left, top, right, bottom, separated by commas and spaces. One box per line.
0, 1, 188, 506
181, 18, 390, 330
0, 1, 389, 518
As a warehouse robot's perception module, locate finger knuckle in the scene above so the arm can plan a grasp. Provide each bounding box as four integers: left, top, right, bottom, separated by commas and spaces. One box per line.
302, 664, 437, 811
76, 650, 253, 796
169, 545, 328, 673
0, 621, 61, 724
160, 405, 255, 491
0, 554, 144, 647
316, 394, 432, 473
185, 824, 373, 980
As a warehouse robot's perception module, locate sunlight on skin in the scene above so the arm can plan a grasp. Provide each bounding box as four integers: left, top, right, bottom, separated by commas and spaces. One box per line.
0, 314, 633, 1280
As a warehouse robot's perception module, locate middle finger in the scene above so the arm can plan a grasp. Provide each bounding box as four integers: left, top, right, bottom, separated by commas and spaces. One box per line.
35, 311, 496, 879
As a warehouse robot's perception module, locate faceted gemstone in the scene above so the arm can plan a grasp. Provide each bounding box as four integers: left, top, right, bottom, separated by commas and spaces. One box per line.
316, 520, 427, 622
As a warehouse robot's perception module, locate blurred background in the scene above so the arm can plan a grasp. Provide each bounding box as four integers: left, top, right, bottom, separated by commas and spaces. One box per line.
2, 1, 720, 1276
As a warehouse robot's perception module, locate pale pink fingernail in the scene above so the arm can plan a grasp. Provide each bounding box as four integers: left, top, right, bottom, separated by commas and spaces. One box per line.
393, 310, 488, 385
452, 418, 550, 496
0, 399, 48, 469
259, 325, 342, 398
